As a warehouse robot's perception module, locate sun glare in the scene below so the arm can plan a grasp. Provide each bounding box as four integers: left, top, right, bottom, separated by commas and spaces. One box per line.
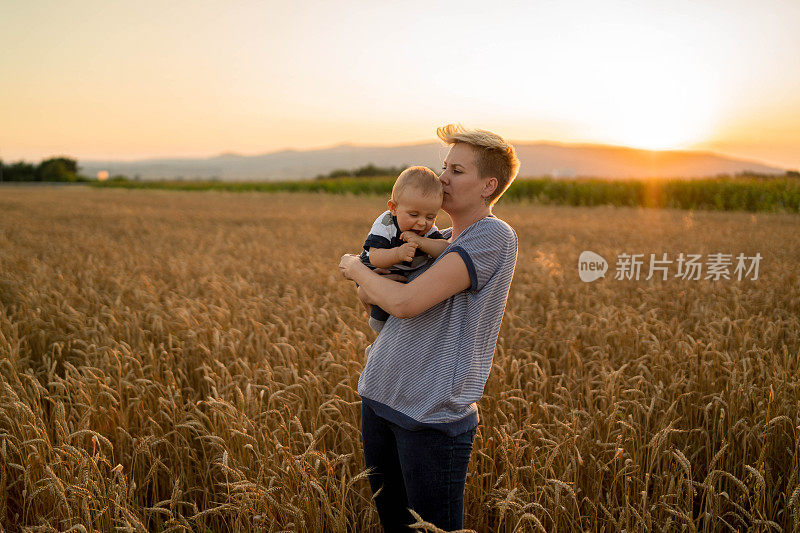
595, 89, 716, 152
498, 18, 724, 153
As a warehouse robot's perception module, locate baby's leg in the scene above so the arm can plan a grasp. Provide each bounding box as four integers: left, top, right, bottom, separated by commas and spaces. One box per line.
369, 305, 390, 333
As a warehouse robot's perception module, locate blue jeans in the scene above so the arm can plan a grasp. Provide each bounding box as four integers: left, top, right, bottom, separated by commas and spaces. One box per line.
361, 401, 477, 532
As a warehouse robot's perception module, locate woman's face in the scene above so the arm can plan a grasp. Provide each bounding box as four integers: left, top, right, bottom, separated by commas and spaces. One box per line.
439, 142, 488, 214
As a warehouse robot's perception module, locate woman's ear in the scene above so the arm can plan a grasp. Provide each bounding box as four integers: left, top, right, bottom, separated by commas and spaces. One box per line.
482, 177, 498, 200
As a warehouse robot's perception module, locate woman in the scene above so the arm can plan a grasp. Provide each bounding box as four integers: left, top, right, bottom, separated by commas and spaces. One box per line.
338, 124, 520, 532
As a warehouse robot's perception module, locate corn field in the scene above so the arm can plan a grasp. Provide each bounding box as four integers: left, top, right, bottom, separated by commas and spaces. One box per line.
90, 175, 800, 214
1, 187, 799, 532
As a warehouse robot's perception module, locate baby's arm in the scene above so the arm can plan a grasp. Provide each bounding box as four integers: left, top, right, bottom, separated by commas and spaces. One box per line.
368, 243, 418, 268
401, 232, 449, 258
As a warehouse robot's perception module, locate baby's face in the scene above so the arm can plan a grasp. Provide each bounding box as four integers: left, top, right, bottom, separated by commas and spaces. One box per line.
390, 190, 441, 235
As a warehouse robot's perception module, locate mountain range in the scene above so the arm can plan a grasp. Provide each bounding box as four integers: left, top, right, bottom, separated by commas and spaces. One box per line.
79, 142, 785, 181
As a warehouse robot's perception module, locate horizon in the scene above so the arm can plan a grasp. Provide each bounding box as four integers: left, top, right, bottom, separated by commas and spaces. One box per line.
11, 138, 789, 172
2, 1, 799, 169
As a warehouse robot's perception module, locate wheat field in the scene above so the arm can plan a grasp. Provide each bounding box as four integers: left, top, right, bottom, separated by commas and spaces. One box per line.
1, 187, 799, 532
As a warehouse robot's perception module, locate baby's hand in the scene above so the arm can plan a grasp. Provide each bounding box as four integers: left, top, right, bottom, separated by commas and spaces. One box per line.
397, 242, 418, 263
400, 231, 423, 246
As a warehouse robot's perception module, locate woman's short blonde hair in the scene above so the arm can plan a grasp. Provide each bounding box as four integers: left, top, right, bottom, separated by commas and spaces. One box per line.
437, 124, 520, 205
391, 166, 442, 203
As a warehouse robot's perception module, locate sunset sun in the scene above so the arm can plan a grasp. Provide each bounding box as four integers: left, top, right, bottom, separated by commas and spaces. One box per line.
607, 98, 714, 151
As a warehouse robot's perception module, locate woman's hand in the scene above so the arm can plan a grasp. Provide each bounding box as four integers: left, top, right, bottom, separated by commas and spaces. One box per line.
339, 254, 366, 281
373, 268, 408, 283
339, 255, 410, 283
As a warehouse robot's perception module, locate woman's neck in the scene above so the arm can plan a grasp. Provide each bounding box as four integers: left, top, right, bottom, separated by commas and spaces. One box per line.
450, 204, 492, 240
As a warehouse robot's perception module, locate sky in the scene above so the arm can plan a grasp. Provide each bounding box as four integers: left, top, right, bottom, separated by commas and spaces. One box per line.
2, 0, 799, 169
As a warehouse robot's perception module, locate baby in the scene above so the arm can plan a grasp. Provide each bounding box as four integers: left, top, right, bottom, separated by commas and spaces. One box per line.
359, 166, 450, 332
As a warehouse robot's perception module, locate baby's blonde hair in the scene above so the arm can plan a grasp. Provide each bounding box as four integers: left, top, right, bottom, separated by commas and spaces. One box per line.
391, 166, 442, 203
437, 124, 520, 205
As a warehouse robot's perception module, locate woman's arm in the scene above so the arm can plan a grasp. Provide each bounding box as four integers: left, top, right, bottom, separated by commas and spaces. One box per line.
340, 252, 471, 318
356, 270, 406, 308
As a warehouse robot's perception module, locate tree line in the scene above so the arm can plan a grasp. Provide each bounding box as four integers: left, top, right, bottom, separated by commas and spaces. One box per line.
0, 157, 90, 182
315, 163, 414, 180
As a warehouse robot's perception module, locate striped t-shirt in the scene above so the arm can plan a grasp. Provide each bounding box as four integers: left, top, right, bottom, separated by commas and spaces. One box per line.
357, 215, 518, 436
358, 210, 444, 274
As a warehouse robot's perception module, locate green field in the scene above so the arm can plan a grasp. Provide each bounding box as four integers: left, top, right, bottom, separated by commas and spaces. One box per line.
90, 174, 800, 213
